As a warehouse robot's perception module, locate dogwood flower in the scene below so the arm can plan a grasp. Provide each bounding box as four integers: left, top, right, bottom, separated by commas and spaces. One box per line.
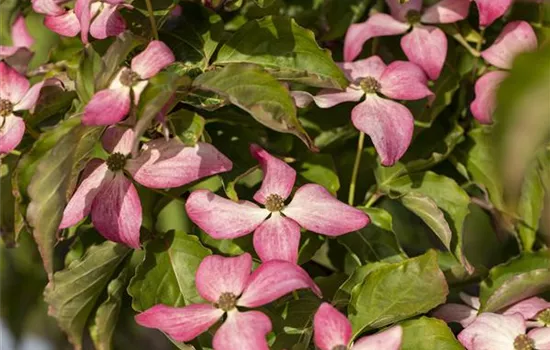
470, 21, 537, 124
344, 0, 470, 80
0, 62, 57, 154
59, 126, 232, 248
434, 293, 550, 328
185, 144, 369, 263
0, 15, 34, 63
471, 0, 513, 27
292, 56, 433, 166
135, 253, 321, 350
32, 0, 127, 42
458, 313, 550, 350
314, 303, 402, 350
82, 40, 175, 126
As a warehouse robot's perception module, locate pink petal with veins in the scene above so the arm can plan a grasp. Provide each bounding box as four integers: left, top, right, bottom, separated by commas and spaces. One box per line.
12, 16, 34, 48
0, 62, 30, 104
421, 0, 470, 24
401, 25, 447, 80
458, 313, 525, 350
386, 0, 423, 22
504, 297, 550, 320
212, 310, 272, 350
0, 116, 25, 154
82, 88, 131, 126
253, 213, 301, 263
339, 55, 387, 82
352, 326, 403, 350
379, 61, 432, 100
291, 88, 364, 109
89, 3, 126, 40
250, 144, 296, 203
473, 0, 513, 27
470, 70, 508, 124
313, 303, 352, 350
131, 41, 175, 79
44, 11, 81, 37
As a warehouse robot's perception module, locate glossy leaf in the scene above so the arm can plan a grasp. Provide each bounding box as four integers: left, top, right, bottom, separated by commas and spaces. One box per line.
168, 109, 206, 146
399, 317, 463, 350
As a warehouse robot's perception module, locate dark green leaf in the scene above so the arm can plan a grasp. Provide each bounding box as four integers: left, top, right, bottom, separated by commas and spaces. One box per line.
168, 109, 206, 146
193, 64, 315, 150
332, 262, 390, 308
26, 87, 77, 127
253, 0, 276, 8
44, 241, 131, 349
400, 317, 463, 350
76, 46, 103, 103
215, 16, 348, 89
297, 152, 340, 194
321, 0, 371, 40
128, 231, 211, 311
348, 250, 448, 336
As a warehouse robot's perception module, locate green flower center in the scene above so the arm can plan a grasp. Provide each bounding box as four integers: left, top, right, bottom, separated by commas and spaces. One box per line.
514, 334, 535, 350
332, 346, 347, 350
406, 10, 422, 25
215, 292, 237, 312
106, 152, 127, 172
265, 194, 285, 212
537, 309, 550, 326
359, 77, 381, 94
0, 99, 13, 117
120, 69, 141, 87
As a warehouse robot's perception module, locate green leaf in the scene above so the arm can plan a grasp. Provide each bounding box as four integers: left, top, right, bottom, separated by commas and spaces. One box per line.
161, 2, 224, 69
26, 87, 77, 127
321, 0, 371, 40
479, 250, 550, 312
338, 208, 406, 265
128, 231, 211, 311
26, 120, 103, 276
1, 155, 17, 246
90, 251, 142, 350
44, 241, 131, 349
332, 262, 390, 307
401, 193, 453, 250
399, 317, 463, 350
348, 250, 448, 336
297, 153, 340, 194
76, 46, 103, 103
215, 16, 348, 89
382, 172, 473, 273
168, 109, 206, 146
193, 63, 315, 150
253, 0, 276, 8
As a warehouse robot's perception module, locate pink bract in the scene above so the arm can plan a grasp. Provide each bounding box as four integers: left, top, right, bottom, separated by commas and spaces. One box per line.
185, 144, 370, 263
344, 0, 470, 80
0, 62, 57, 154
59, 126, 232, 248
82, 40, 175, 126
292, 56, 432, 166
314, 303, 403, 350
135, 253, 321, 349
0, 15, 34, 71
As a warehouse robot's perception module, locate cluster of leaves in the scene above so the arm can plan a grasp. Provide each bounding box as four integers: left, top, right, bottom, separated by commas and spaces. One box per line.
1, 0, 549, 349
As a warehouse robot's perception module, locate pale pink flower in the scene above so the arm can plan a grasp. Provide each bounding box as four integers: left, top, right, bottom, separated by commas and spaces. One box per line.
185, 144, 369, 263
292, 56, 432, 166
135, 253, 321, 350
31, 0, 127, 42
82, 40, 175, 126
0, 62, 57, 154
470, 21, 537, 124
434, 294, 550, 328
0, 15, 34, 65
344, 0, 470, 80
59, 126, 232, 248
314, 303, 402, 350
458, 313, 550, 350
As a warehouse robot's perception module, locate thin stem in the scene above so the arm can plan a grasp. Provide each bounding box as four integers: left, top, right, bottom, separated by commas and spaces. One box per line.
471, 28, 485, 79
9, 150, 21, 156
348, 132, 365, 206
365, 192, 383, 208
451, 31, 481, 58
145, 0, 159, 40
26, 124, 40, 139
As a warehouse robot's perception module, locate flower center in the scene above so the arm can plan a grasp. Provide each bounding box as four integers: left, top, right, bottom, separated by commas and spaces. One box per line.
359, 77, 381, 94
265, 194, 285, 212
537, 309, 550, 326
514, 334, 535, 350
332, 346, 348, 350
120, 69, 141, 87
106, 152, 127, 172
216, 292, 237, 312
0, 99, 13, 117
406, 10, 421, 24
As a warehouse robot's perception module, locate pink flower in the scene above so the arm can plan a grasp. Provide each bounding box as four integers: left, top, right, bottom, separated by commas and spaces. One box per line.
471, 0, 513, 27
344, 0, 469, 80
59, 126, 232, 248
292, 56, 433, 166
135, 253, 321, 350
0, 62, 56, 154
434, 294, 550, 328
185, 144, 369, 263
470, 21, 537, 124
82, 40, 175, 126
0, 15, 34, 61
313, 303, 403, 350
31, 0, 127, 42
458, 313, 550, 350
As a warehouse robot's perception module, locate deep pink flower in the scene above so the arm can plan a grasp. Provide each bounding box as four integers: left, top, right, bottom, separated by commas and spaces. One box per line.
0, 15, 34, 60
292, 56, 432, 166
470, 21, 537, 124
135, 253, 321, 350
458, 313, 550, 350
471, 0, 513, 27
0, 62, 57, 154
82, 40, 175, 126
344, 0, 469, 80
185, 144, 369, 263
59, 126, 232, 248
31, 0, 127, 42
434, 294, 550, 328
314, 303, 402, 350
